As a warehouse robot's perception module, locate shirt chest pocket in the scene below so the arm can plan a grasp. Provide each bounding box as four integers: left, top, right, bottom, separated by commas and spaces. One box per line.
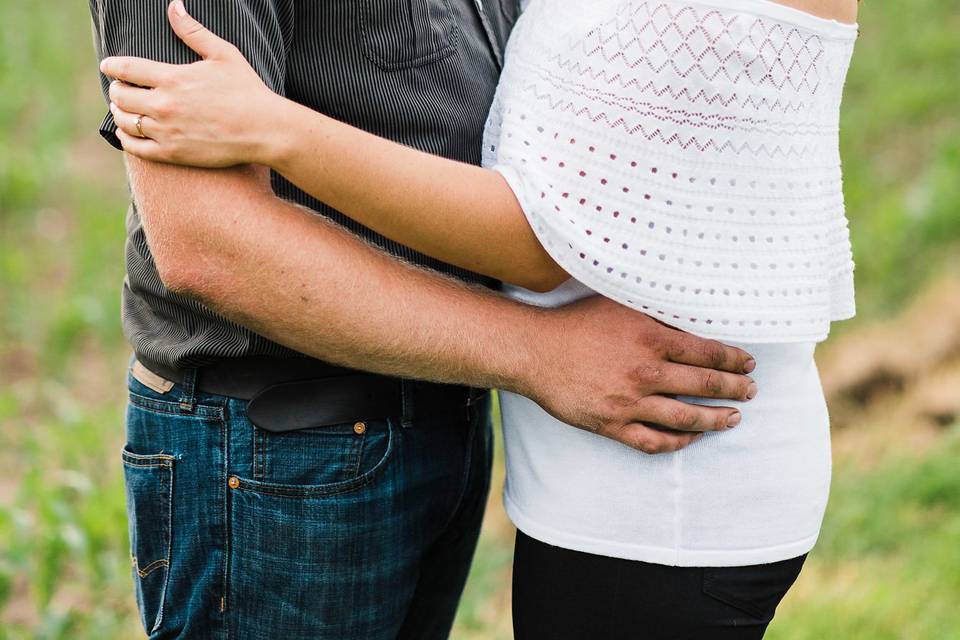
359, 0, 461, 70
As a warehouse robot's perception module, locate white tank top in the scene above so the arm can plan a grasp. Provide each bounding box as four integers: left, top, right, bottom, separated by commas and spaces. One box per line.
501, 279, 832, 567
486, 1, 858, 566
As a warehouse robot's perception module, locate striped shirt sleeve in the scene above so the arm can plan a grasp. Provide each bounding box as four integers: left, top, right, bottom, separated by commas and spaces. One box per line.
89, 0, 294, 150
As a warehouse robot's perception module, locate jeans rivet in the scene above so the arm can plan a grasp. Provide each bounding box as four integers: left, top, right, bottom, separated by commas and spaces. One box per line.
227, 476, 240, 489
353, 422, 367, 435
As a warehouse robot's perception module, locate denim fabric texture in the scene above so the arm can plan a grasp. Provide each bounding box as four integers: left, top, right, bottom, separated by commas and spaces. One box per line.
122, 364, 493, 639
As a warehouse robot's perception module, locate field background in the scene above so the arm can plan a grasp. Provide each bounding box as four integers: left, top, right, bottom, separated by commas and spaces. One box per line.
1, 1, 958, 638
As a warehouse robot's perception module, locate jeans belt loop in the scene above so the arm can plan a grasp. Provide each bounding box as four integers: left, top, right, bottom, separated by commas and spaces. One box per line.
400, 379, 415, 429
178, 367, 199, 413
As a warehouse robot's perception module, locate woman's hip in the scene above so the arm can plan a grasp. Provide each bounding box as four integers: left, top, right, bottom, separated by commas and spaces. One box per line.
511, 529, 806, 640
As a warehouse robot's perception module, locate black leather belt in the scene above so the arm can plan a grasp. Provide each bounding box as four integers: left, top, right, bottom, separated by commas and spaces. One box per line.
137, 355, 488, 433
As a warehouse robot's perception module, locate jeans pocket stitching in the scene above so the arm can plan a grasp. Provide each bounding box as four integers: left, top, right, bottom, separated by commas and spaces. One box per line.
122, 449, 175, 466
122, 447, 175, 634
233, 419, 396, 498
135, 558, 170, 579
350, 430, 366, 478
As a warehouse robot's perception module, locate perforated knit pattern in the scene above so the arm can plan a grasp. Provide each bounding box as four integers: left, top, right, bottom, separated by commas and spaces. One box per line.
484, 0, 858, 341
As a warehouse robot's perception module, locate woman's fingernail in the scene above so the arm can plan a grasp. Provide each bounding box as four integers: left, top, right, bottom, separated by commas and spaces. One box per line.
743, 358, 756, 373
746, 382, 758, 400
727, 412, 742, 428
172, 0, 187, 17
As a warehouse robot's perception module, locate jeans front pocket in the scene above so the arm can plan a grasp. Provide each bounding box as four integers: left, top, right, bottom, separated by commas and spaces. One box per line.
122, 447, 175, 636
248, 417, 395, 493
225, 419, 406, 638
359, 0, 460, 70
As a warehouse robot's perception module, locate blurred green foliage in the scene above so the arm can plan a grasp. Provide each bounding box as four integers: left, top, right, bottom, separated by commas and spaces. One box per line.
764, 427, 960, 640
836, 0, 960, 319
0, 0, 958, 638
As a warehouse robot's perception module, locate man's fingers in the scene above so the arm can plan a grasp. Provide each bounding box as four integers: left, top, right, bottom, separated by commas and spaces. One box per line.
100, 56, 175, 88
631, 396, 741, 432
167, 0, 231, 59
108, 80, 158, 117
660, 363, 756, 401
663, 331, 756, 374
617, 423, 703, 454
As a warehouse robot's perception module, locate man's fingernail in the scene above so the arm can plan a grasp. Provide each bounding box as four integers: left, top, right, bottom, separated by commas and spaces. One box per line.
727, 412, 741, 428
745, 382, 758, 400
743, 358, 756, 373
172, 0, 187, 16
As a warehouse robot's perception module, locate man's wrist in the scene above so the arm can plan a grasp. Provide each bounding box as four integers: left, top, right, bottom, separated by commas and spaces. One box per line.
482, 301, 550, 397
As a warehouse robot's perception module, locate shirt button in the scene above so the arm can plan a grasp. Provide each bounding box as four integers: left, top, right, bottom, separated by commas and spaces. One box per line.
353, 421, 367, 435
227, 476, 240, 489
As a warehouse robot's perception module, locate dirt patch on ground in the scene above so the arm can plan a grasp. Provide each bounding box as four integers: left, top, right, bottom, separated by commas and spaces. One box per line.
817, 269, 960, 462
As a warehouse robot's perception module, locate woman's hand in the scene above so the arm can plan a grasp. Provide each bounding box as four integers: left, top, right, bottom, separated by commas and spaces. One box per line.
99, 0, 282, 167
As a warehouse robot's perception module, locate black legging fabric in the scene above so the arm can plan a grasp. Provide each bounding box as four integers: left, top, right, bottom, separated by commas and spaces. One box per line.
512, 530, 806, 640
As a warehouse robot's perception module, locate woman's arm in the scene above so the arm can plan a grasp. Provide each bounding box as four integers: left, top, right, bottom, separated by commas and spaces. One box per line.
264, 98, 568, 292
101, 1, 568, 292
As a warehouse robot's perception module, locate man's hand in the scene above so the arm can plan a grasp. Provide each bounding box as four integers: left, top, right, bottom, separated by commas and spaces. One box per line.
519, 296, 756, 454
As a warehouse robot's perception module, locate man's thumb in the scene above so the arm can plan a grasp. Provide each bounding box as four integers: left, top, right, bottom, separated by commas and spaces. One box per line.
167, 0, 223, 59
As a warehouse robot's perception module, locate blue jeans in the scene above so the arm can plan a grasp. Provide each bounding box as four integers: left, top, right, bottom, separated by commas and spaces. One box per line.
122, 364, 492, 639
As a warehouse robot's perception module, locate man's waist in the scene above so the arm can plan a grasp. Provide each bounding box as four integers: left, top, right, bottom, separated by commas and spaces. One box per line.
135, 354, 488, 432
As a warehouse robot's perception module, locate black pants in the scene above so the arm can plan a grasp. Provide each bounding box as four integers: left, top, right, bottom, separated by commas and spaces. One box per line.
512, 530, 806, 640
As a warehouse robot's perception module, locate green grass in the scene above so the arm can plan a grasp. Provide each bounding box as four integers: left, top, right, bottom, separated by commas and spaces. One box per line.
767, 425, 960, 640
834, 0, 960, 321
1, 0, 959, 637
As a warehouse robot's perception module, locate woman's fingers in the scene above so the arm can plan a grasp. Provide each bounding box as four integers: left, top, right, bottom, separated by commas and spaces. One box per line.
110, 103, 155, 140
631, 396, 741, 433
167, 0, 235, 59
108, 80, 158, 117
115, 128, 164, 162
100, 56, 176, 89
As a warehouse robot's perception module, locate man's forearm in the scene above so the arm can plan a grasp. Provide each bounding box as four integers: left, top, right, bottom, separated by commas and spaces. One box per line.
126, 156, 545, 393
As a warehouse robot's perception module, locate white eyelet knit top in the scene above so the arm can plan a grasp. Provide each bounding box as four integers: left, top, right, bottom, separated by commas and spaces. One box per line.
484, 0, 858, 342
484, 0, 859, 567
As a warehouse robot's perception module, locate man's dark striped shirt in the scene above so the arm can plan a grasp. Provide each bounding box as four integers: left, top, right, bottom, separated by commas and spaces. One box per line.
89, 0, 519, 368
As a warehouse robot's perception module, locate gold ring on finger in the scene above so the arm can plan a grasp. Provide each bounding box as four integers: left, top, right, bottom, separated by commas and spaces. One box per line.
135, 115, 145, 138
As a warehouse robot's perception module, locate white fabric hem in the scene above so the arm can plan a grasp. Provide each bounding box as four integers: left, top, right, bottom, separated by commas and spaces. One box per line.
505, 493, 820, 568
494, 163, 856, 343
